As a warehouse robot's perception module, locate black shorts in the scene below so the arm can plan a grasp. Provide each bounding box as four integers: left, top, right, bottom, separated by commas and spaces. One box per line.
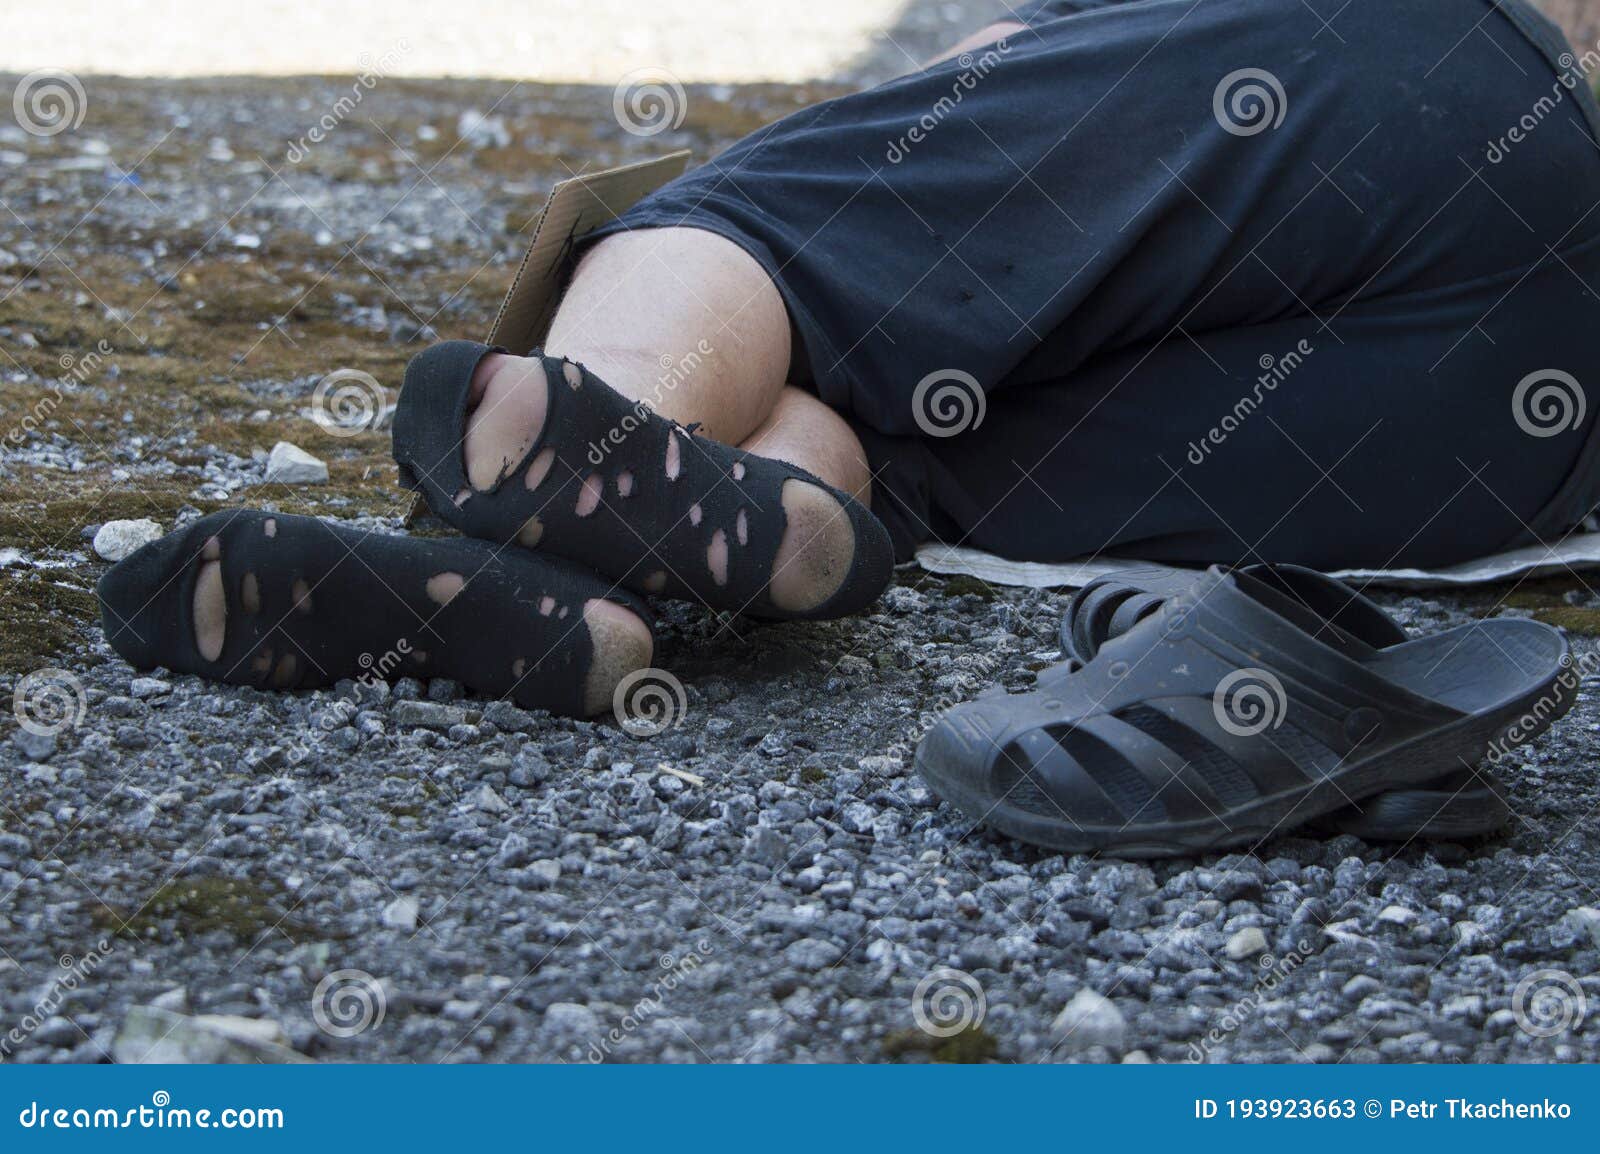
588, 0, 1600, 567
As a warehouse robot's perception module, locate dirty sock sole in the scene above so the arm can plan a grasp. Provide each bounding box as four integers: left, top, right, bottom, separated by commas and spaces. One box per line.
391, 340, 893, 620
96, 509, 651, 718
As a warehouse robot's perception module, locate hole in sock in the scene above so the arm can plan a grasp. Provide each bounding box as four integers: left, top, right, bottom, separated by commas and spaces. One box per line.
769, 478, 855, 614
291, 577, 313, 615
732, 461, 746, 481
575, 473, 603, 517
201, 535, 221, 561
617, 470, 634, 497
736, 508, 749, 546
539, 595, 556, 617
454, 487, 472, 508
512, 657, 527, 678
263, 518, 277, 538
426, 572, 465, 605
644, 570, 667, 593
665, 432, 681, 481
251, 648, 273, 676
194, 558, 225, 661
581, 598, 655, 716
563, 361, 583, 389
525, 447, 554, 491
517, 516, 544, 548
240, 572, 261, 614
272, 653, 297, 688
558, 606, 569, 619
465, 353, 548, 491
689, 503, 702, 527
708, 529, 729, 587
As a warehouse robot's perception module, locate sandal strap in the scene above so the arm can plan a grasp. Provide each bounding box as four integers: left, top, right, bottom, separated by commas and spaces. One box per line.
1060, 562, 1407, 664
974, 567, 1467, 823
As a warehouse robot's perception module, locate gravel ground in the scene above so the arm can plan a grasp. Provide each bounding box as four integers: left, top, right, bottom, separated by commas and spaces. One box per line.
3, 50, 1600, 1065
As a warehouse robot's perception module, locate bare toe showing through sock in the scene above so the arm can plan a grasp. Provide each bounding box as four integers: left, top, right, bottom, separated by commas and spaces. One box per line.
96, 510, 655, 718
393, 341, 894, 619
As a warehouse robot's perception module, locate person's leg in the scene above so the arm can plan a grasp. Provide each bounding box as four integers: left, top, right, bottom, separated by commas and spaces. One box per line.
458, 227, 878, 614
880, 257, 1600, 570
545, 228, 792, 445
102, 511, 655, 718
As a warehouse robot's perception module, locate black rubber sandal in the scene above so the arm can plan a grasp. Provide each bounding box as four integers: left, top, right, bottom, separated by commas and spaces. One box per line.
96, 510, 652, 718
1054, 564, 1544, 841
915, 566, 1572, 858
391, 341, 894, 620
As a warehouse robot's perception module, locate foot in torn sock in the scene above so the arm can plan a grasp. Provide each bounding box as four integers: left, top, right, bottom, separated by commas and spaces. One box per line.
96, 510, 654, 717
392, 342, 894, 620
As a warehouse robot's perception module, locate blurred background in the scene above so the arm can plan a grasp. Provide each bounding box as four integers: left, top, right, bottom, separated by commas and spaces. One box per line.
2, 0, 1027, 85
4, 1, 1595, 84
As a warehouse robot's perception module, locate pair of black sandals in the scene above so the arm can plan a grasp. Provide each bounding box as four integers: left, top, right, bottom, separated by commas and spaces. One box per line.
915, 565, 1575, 857
96, 342, 894, 716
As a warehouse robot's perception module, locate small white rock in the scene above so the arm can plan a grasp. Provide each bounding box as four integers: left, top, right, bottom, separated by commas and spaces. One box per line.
130, 677, 171, 699
1562, 906, 1600, 948
1051, 989, 1126, 1054
93, 518, 163, 561
380, 895, 419, 931
456, 109, 511, 149
472, 784, 511, 815
264, 441, 328, 484
149, 986, 192, 1013
527, 859, 562, 888
1377, 905, 1416, 927
1225, 926, 1269, 960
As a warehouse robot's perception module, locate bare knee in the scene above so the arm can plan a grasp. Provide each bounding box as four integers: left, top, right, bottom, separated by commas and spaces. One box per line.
742, 387, 872, 505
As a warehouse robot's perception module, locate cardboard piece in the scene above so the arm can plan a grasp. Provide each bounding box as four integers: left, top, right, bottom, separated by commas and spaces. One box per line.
405, 151, 691, 525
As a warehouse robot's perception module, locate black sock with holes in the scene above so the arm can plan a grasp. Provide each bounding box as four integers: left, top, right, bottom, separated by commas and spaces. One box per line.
392, 340, 894, 620
96, 510, 651, 717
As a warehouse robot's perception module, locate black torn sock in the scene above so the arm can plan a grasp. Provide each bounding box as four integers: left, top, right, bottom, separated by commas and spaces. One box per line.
392, 340, 894, 620
96, 510, 653, 718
